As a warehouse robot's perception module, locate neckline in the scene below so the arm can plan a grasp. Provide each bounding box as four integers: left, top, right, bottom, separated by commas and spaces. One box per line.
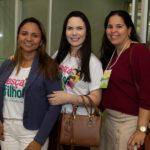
20, 66, 31, 69
116, 43, 132, 56
68, 53, 80, 59
106, 40, 130, 70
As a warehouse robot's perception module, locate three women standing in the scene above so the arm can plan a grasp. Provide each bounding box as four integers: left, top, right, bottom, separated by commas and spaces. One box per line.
1, 9, 149, 150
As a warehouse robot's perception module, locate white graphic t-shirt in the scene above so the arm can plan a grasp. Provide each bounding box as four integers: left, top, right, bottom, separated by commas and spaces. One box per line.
53, 52, 103, 115
3, 66, 31, 119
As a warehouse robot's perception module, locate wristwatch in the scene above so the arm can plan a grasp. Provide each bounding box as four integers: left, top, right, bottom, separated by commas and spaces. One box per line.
137, 126, 147, 133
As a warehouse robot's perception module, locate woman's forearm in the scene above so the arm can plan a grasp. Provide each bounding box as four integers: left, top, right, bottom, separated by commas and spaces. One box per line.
137, 107, 150, 130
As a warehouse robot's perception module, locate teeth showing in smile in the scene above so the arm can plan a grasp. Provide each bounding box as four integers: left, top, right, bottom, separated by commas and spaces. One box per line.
111, 35, 119, 40
24, 43, 33, 46
71, 38, 79, 41
112, 35, 118, 37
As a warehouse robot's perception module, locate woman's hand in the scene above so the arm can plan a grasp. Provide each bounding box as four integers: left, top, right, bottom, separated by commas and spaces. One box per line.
47, 88, 102, 106
127, 107, 150, 150
127, 130, 146, 150
24, 140, 41, 150
47, 91, 71, 105
8, 55, 14, 60
0, 121, 4, 141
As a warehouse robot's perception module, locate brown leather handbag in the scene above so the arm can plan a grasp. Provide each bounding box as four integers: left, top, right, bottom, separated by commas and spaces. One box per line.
59, 95, 102, 147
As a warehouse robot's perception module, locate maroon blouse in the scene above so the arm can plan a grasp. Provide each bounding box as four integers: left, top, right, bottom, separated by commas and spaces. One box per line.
101, 43, 150, 115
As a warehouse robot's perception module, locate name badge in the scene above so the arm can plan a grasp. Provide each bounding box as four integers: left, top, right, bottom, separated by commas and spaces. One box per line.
100, 70, 112, 89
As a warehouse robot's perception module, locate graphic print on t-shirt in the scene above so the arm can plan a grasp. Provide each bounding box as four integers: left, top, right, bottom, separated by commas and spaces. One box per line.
3, 66, 31, 119
4, 78, 26, 103
59, 64, 80, 89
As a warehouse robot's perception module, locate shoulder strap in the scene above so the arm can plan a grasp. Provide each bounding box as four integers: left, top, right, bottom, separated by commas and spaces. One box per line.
129, 44, 140, 91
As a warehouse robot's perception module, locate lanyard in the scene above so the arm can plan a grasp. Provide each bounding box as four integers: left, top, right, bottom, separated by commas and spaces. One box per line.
106, 40, 130, 70
100, 40, 130, 89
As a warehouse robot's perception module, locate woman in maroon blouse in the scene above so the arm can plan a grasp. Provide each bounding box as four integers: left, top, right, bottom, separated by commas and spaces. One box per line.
100, 10, 150, 150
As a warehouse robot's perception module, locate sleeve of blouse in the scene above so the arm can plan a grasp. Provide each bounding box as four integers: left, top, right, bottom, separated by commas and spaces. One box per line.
132, 44, 150, 110
34, 78, 62, 144
88, 54, 103, 91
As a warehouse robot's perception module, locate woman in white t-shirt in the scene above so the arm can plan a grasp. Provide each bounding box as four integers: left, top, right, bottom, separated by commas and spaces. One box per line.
47, 11, 103, 150
0, 17, 62, 150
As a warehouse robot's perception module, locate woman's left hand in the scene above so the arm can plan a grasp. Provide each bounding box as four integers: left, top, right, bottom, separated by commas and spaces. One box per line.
127, 130, 146, 150
24, 140, 41, 150
8, 55, 14, 60
47, 91, 71, 105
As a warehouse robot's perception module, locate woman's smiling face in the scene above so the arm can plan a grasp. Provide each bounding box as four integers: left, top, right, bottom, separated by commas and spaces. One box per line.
18, 22, 42, 53
66, 17, 86, 50
106, 14, 131, 50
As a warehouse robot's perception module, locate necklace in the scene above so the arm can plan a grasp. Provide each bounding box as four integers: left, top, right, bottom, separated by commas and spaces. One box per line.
106, 40, 130, 70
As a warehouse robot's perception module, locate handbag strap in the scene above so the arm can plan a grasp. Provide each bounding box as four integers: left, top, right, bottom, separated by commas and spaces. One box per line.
84, 95, 102, 116
72, 95, 102, 118
129, 44, 139, 91
72, 96, 91, 118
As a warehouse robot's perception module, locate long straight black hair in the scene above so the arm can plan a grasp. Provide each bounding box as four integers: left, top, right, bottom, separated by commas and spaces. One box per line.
55, 11, 92, 82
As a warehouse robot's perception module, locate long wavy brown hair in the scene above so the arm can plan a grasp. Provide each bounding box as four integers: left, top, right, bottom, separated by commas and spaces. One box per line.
9, 17, 60, 81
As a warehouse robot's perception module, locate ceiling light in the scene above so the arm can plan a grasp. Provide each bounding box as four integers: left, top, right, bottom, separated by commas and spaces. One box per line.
0, 33, 3, 38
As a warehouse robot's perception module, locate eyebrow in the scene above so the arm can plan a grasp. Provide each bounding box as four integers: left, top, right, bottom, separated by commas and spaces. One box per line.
66, 25, 85, 28
107, 23, 124, 26
20, 31, 41, 35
